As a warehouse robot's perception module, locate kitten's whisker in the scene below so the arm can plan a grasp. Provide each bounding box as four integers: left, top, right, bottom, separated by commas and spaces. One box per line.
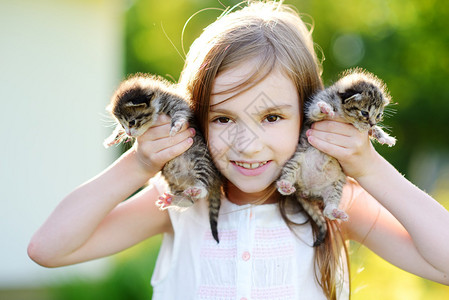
99, 112, 118, 128
378, 124, 394, 132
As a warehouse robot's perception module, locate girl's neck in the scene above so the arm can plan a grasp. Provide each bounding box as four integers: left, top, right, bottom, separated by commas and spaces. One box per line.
225, 181, 280, 206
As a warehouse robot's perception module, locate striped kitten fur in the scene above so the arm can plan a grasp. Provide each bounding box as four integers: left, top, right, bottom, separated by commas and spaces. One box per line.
104, 74, 222, 243
277, 69, 396, 246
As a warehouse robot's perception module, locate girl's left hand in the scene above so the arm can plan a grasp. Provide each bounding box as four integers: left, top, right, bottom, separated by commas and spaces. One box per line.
306, 120, 379, 179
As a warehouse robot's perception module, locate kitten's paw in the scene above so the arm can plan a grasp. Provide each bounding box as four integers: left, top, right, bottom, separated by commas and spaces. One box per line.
317, 101, 335, 118
276, 179, 296, 195
379, 136, 396, 147
103, 131, 131, 148
103, 139, 117, 148
169, 118, 188, 136
183, 186, 208, 200
103, 135, 121, 148
324, 206, 349, 221
156, 192, 173, 209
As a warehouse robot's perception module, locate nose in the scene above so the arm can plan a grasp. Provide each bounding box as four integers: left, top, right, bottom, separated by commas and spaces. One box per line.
231, 123, 263, 154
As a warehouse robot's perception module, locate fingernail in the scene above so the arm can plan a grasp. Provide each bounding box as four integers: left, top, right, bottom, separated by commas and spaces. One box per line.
190, 128, 196, 136
306, 129, 312, 137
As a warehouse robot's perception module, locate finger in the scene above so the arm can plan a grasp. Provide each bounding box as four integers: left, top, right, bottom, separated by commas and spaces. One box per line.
152, 136, 194, 163
140, 123, 173, 141
140, 127, 196, 154
141, 115, 191, 141
311, 120, 355, 136
307, 133, 348, 158
177, 119, 190, 133
307, 129, 353, 148
157, 114, 190, 130
156, 114, 171, 124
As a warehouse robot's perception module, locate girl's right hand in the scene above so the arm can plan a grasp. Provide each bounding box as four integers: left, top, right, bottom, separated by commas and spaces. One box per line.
134, 114, 195, 176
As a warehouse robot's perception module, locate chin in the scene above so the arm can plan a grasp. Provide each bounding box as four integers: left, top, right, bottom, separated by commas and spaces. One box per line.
232, 180, 275, 195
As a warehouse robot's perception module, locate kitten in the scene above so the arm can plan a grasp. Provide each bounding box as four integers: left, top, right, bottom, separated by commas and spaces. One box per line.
104, 74, 222, 243
277, 69, 396, 246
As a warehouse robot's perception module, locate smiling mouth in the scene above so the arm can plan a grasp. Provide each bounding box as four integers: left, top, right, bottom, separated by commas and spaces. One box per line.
232, 161, 269, 169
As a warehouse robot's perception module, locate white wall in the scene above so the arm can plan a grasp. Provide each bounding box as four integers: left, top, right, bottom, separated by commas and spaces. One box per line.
0, 0, 123, 287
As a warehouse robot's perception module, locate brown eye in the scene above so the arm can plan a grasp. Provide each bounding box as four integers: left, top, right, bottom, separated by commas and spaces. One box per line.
212, 116, 231, 124
264, 114, 282, 123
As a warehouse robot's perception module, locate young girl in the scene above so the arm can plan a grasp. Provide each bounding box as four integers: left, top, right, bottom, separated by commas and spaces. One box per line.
28, 1, 449, 299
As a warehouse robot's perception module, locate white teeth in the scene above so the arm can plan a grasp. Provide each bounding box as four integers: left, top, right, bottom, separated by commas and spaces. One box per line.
234, 161, 268, 169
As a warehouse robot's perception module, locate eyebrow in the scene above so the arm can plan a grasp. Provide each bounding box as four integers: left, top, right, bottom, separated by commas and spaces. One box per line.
209, 104, 294, 115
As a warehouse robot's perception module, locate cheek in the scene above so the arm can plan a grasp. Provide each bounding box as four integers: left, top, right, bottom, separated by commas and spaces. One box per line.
275, 131, 299, 163
207, 128, 229, 166
267, 120, 300, 163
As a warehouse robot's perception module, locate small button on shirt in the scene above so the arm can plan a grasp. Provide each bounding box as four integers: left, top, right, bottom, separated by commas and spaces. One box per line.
241, 251, 250, 261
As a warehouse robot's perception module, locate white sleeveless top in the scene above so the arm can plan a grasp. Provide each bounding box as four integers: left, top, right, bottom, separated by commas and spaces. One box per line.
150, 177, 349, 300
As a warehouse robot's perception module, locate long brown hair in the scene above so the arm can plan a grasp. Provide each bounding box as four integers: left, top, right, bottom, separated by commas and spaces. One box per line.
179, 1, 348, 298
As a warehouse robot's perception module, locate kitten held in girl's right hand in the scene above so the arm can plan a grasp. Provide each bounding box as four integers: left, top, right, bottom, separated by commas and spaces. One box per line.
104, 74, 222, 243
277, 69, 396, 246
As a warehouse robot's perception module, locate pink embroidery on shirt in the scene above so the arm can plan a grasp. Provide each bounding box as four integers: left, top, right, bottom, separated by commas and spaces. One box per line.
200, 247, 237, 259
255, 226, 292, 239
200, 229, 238, 259
253, 226, 295, 259
197, 285, 237, 299
203, 229, 238, 241
251, 285, 295, 299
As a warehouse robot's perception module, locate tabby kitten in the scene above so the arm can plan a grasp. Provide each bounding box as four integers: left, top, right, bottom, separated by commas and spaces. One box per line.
104, 74, 222, 243
277, 69, 396, 246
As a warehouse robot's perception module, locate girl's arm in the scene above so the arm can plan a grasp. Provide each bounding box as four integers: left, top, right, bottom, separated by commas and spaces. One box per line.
28, 115, 195, 267
307, 120, 449, 285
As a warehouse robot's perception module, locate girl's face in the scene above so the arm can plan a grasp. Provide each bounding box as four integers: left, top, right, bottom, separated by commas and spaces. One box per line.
208, 63, 301, 204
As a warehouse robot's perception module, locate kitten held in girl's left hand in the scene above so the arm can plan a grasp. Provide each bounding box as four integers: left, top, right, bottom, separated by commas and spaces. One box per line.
277, 69, 396, 245
103, 74, 222, 243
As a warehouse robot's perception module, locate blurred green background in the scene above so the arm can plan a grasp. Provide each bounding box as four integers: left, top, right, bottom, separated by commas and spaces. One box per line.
10, 0, 449, 299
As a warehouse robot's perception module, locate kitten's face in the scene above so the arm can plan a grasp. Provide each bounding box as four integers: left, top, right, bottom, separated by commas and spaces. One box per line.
112, 91, 158, 137
109, 75, 165, 137
114, 104, 157, 137
339, 84, 386, 131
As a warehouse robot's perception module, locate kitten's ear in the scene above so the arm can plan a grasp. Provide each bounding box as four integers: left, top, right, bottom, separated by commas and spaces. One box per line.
339, 92, 362, 104
125, 93, 153, 108
124, 101, 147, 108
